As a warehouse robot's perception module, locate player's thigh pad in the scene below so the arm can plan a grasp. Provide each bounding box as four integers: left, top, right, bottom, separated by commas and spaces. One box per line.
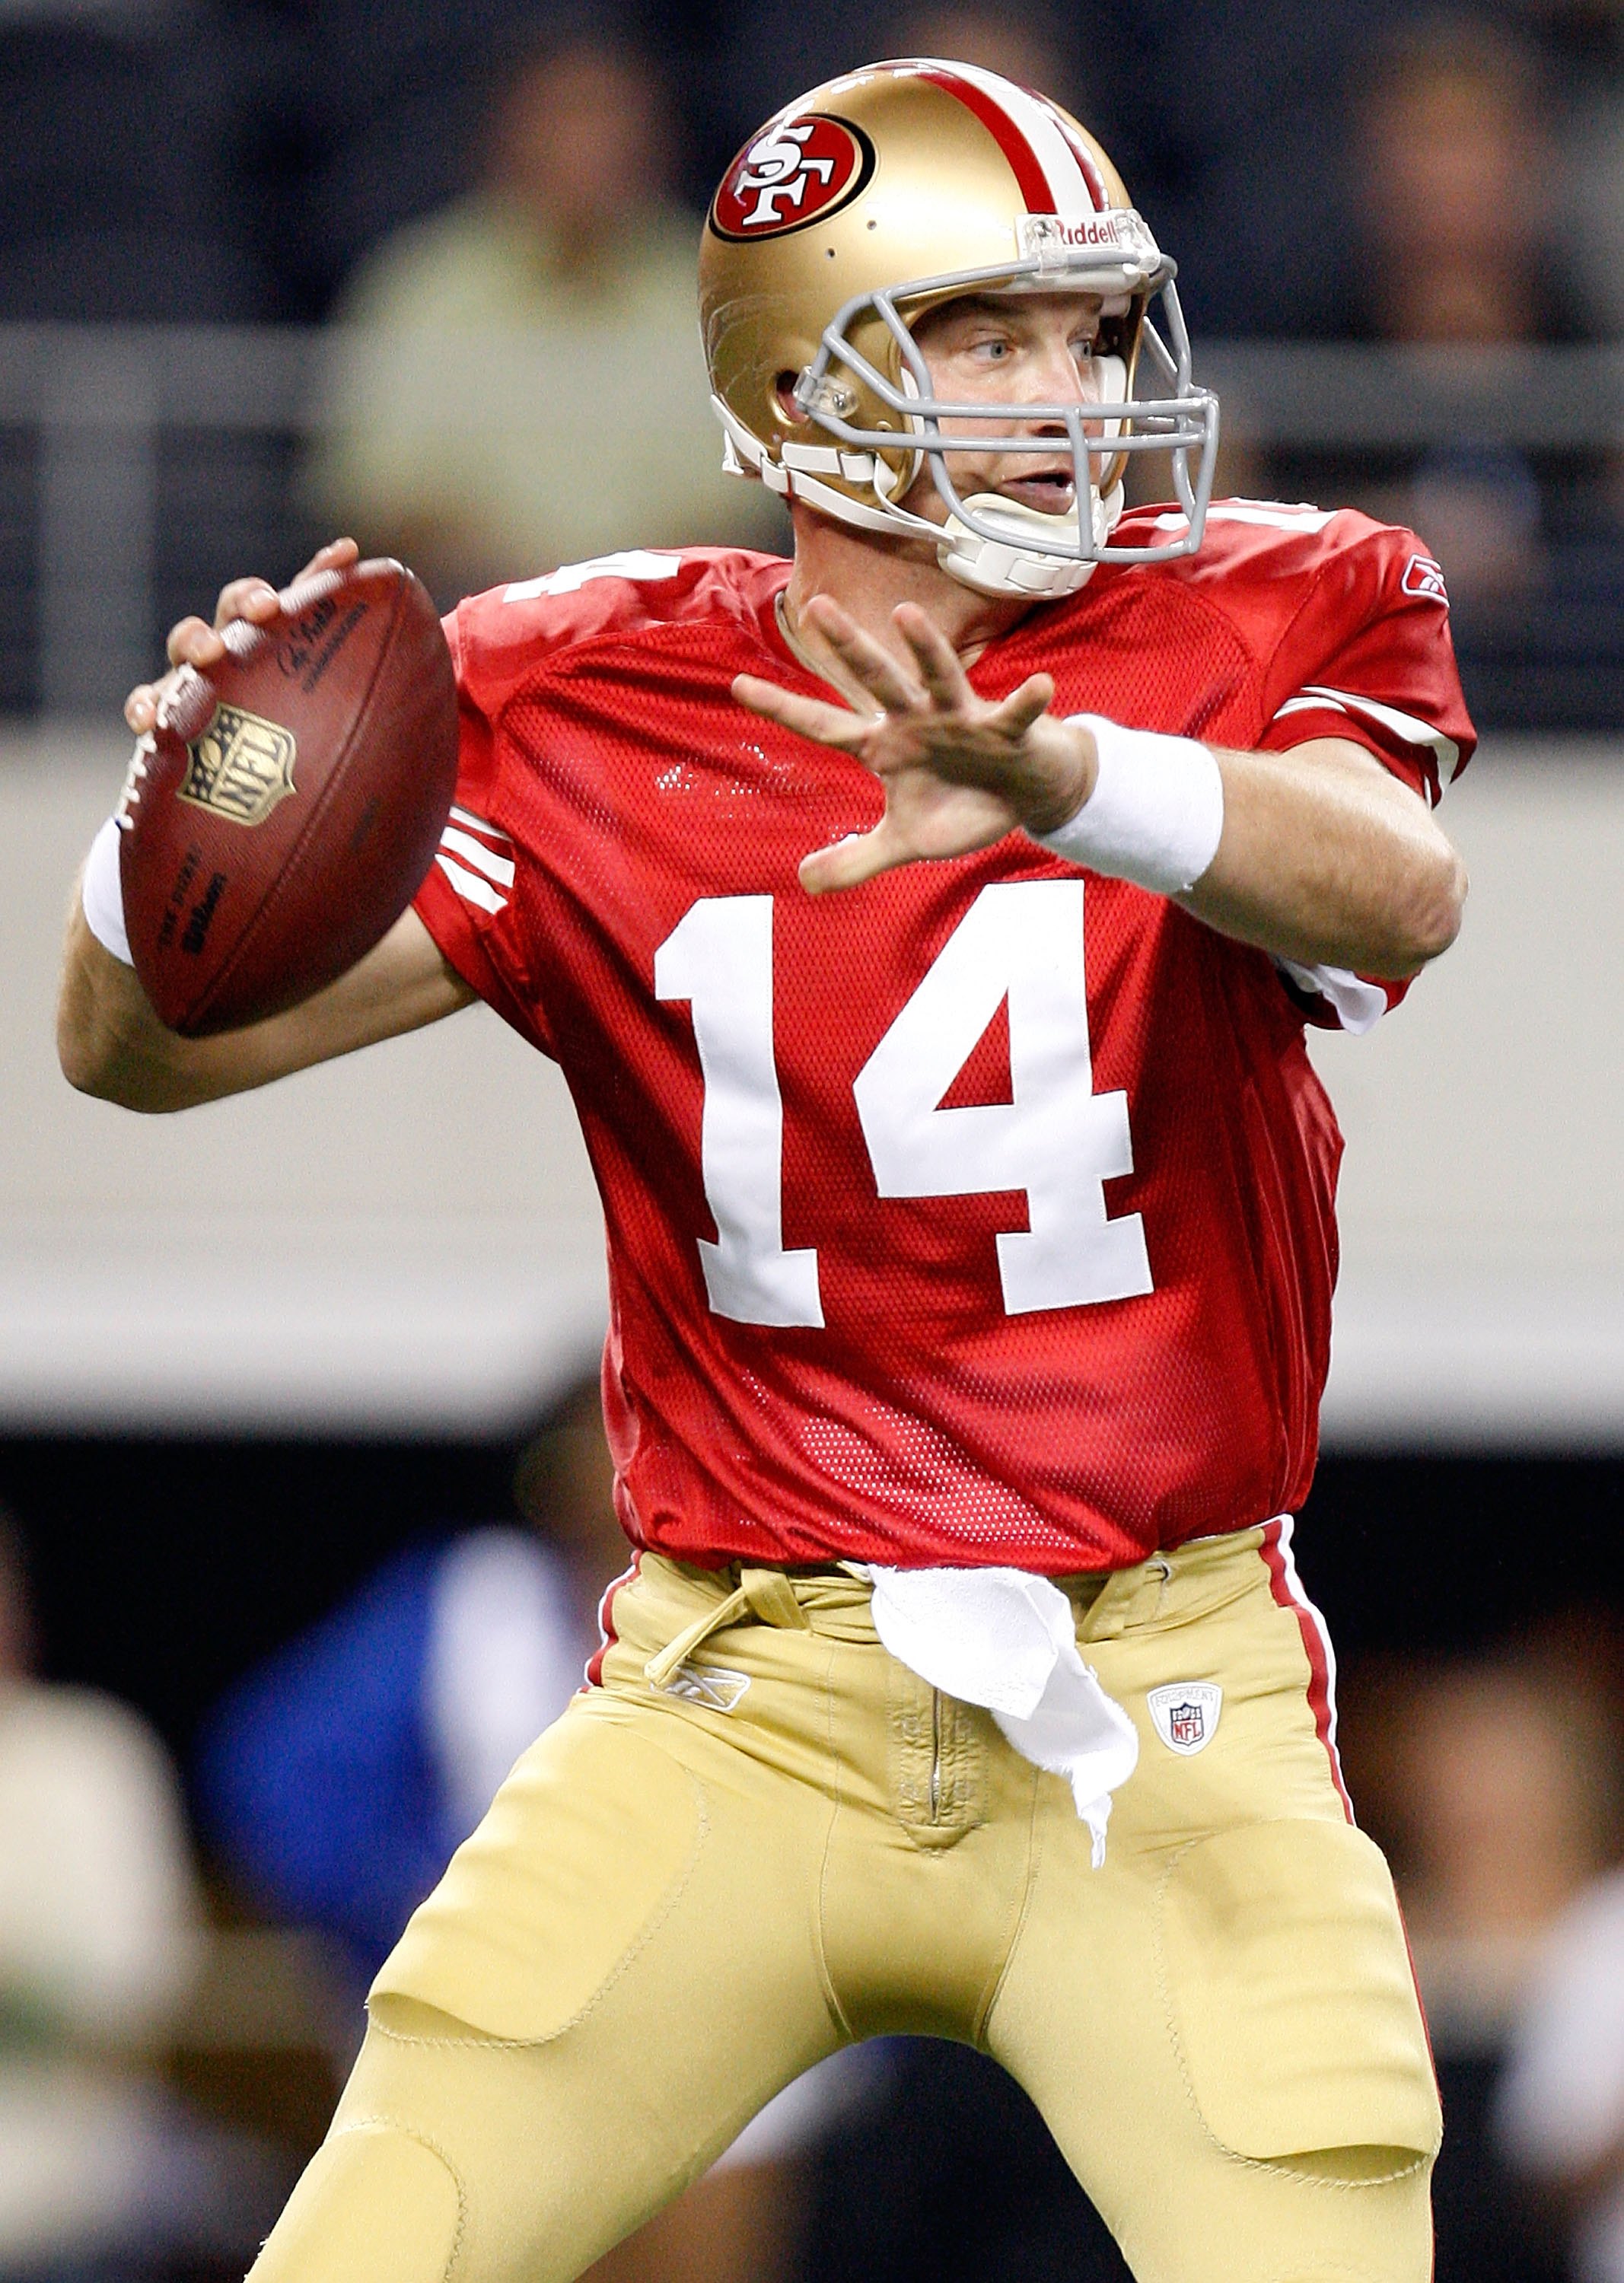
372, 1708, 709, 2042
1093, 1530, 1441, 2183
251, 1665, 846, 2283
989, 1533, 1441, 2283
1157, 1814, 1440, 2178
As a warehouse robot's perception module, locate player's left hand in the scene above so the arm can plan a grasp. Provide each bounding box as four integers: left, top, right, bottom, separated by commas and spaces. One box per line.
733, 597, 1096, 894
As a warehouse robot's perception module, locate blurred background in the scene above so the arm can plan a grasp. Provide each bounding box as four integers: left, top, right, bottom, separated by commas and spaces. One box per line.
2, 0, 1622, 2278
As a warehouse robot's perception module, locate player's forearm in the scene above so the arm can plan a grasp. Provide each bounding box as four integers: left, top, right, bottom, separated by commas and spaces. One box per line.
1180, 738, 1467, 977
57, 894, 475, 1112
56, 894, 344, 1110
57, 896, 229, 1110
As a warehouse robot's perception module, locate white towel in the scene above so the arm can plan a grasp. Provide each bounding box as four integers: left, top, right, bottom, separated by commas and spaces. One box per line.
862, 1565, 1139, 1867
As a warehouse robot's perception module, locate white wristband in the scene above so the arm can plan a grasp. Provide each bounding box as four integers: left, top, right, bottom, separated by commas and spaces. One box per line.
81, 815, 133, 965
1033, 715, 1225, 896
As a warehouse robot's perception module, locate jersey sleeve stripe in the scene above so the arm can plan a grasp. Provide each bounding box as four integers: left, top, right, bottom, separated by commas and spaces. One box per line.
1271, 693, 1349, 722
441, 825, 517, 887
1150, 501, 1338, 535
447, 803, 511, 846
1281, 683, 1461, 794
434, 849, 508, 914
503, 551, 683, 603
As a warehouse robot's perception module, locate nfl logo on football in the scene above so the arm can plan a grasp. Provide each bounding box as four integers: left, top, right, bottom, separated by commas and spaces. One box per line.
1147, 1680, 1223, 1756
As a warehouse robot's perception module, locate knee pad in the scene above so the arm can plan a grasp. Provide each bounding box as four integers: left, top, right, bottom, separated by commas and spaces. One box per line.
248, 2119, 463, 2283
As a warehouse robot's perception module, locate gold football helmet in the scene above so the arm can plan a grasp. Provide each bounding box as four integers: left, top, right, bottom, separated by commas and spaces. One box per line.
700, 58, 1219, 597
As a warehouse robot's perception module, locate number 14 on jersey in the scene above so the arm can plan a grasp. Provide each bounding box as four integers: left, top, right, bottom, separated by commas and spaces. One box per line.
654, 878, 1154, 1327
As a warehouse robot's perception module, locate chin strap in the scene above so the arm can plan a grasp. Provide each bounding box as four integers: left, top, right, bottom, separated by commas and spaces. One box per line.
935, 487, 1124, 599
710, 394, 1126, 600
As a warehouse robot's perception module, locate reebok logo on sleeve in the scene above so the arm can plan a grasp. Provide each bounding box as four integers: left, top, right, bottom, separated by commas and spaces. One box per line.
1401, 553, 1449, 603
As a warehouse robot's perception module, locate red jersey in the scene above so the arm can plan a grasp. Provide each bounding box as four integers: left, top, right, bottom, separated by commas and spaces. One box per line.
413, 501, 1474, 1574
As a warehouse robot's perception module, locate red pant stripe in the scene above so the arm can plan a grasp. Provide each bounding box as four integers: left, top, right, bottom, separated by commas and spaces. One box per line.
1259, 1515, 1354, 1822
584, 1552, 642, 1689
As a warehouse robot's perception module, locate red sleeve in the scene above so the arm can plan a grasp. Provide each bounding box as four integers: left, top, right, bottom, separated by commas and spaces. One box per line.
410, 608, 557, 1058
1256, 524, 1477, 809
1253, 521, 1476, 1030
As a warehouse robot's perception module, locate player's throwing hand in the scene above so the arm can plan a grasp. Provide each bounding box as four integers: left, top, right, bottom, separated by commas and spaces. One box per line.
122, 537, 362, 737
733, 595, 1097, 894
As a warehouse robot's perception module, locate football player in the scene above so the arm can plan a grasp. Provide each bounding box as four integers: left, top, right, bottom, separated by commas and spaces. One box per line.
59, 60, 1470, 2283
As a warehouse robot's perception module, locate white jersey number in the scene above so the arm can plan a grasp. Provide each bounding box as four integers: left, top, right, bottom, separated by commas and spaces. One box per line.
654, 880, 1151, 1326
853, 880, 1151, 1314
654, 896, 824, 1327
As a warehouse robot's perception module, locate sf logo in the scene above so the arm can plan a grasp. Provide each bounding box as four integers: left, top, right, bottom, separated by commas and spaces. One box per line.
734, 124, 836, 228
712, 114, 871, 241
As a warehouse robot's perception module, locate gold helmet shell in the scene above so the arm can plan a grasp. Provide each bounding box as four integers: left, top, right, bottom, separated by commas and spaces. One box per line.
699, 58, 1219, 597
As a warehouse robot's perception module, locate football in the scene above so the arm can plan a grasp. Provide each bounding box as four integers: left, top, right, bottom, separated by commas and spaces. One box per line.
119, 558, 459, 1036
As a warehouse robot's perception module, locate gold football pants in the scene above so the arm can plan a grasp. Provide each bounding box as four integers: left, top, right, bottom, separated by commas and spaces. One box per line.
247, 1524, 1441, 2283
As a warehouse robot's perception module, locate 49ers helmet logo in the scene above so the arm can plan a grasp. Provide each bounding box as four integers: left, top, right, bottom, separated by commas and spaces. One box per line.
710, 113, 875, 240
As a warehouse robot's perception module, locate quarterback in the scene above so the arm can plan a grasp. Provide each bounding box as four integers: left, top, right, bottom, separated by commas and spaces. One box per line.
60, 60, 1470, 2283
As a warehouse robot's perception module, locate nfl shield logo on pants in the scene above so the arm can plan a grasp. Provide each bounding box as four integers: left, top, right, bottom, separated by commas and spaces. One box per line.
1147, 1680, 1223, 1756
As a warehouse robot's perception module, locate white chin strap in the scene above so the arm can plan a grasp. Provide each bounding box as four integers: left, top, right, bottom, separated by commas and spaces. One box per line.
936, 485, 1125, 599
710, 390, 1129, 601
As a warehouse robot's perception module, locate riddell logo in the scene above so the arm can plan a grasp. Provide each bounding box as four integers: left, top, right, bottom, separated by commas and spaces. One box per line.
709, 114, 874, 240
1017, 211, 1158, 266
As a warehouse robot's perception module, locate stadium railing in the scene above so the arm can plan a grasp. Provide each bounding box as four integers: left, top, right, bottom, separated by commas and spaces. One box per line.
2, 323, 1622, 725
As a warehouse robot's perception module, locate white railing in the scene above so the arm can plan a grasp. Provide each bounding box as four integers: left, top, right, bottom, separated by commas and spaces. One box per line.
0, 326, 315, 715
3, 323, 1622, 718
1198, 339, 1624, 449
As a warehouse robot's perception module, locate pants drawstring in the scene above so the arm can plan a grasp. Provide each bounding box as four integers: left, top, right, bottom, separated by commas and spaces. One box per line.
643, 1565, 811, 1691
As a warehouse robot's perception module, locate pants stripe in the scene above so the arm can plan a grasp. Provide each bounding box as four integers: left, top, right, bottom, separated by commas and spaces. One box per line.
1259, 1514, 1354, 1822
585, 1553, 642, 1689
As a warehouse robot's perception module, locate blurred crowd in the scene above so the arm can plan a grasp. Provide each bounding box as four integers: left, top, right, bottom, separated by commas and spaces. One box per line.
1, 0, 1624, 718
11, 0, 1624, 339
0, 1513, 290, 2281
1341, 1620, 1624, 2283
5, 1401, 1624, 2282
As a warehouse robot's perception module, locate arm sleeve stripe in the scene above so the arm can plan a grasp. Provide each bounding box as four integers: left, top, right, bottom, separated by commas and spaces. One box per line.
434, 851, 508, 914
1151, 501, 1338, 534
1272, 693, 1349, 721
440, 825, 516, 887
447, 803, 511, 845
502, 550, 683, 602
1275, 683, 1461, 793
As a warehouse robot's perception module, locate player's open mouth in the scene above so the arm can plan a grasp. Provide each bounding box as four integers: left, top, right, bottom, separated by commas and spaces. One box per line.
995, 470, 1078, 515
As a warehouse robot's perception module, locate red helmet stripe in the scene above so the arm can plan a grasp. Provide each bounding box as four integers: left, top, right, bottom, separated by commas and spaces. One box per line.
918, 65, 1056, 214
1047, 110, 1110, 211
